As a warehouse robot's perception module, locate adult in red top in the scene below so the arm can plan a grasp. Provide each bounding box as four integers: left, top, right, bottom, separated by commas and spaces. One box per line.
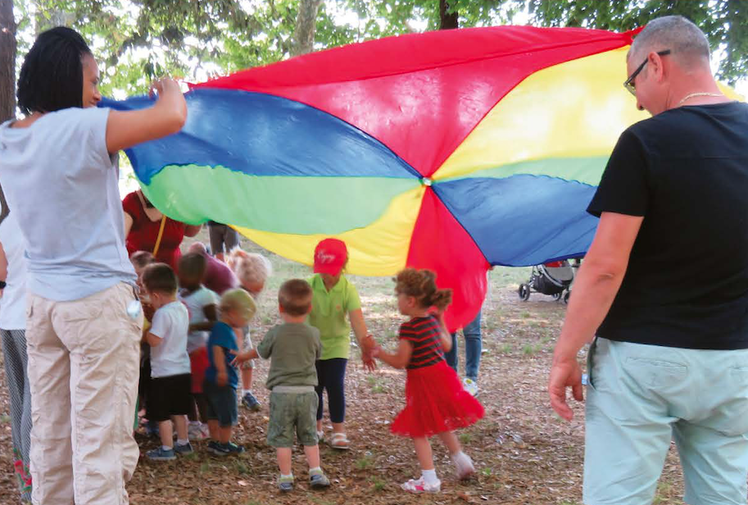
122, 190, 201, 269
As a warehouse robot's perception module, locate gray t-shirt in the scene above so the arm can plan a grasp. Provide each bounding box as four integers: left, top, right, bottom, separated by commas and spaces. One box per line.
0, 107, 136, 301
257, 322, 322, 390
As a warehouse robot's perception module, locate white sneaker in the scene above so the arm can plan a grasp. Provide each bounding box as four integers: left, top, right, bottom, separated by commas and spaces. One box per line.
452, 452, 475, 480
188, 422, 209, 441
462, 378, 479, 397
401, 477, 440, 493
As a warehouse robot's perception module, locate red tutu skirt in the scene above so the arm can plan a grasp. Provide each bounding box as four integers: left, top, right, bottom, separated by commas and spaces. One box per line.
189, 347, 210, 394
391, 360, 484, 438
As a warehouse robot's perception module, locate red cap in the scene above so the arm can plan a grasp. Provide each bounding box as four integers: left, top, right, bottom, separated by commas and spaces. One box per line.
313, 238, 348, 276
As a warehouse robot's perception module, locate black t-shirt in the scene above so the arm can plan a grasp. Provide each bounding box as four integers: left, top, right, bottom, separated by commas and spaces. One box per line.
588, 102, 748, 350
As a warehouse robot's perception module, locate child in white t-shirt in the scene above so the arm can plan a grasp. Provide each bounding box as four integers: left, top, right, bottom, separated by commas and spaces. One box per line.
177, 253, 218, 440
142, 263, 193, 461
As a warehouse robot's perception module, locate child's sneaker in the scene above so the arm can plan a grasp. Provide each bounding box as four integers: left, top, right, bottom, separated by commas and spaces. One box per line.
278, 475, 294, 492
309, 469, 331, 489
241, 391, 261, 411
188, 422, 209, 440
207, 440, 225, 456
452, 452, 475, 480
401, 477, 440, 493
214, 441, 245, 456
146, 447, 176, 461
174, 441, 194, 455
144, 420, 160, 438
462, 378, 479, 397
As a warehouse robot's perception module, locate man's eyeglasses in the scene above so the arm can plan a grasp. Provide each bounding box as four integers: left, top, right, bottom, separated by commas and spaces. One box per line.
623, 49, 671, 96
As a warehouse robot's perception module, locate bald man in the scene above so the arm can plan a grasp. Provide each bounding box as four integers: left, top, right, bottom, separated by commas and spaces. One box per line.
549, 16, 748, 505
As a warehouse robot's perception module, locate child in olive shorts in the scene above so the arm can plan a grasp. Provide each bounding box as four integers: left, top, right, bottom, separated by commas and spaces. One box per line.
233, 279, 330, 492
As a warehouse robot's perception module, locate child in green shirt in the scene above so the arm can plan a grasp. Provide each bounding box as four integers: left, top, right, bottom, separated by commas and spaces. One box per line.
233, 279, 331, 492
307, 238, 374, 450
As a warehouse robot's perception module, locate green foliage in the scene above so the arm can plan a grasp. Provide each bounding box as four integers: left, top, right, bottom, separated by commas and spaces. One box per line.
527, 0, 748, 85
16, 0, 748, 97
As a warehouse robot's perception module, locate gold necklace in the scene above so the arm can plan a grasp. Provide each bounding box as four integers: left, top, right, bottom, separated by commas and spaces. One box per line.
676, 92, 724, 107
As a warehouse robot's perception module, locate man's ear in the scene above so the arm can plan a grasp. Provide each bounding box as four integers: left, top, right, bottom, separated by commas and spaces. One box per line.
650, 51, 667, 82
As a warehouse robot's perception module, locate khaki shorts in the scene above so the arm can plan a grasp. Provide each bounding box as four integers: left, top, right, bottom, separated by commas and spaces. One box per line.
584, 337, 748, 505
267, 390, 318, 448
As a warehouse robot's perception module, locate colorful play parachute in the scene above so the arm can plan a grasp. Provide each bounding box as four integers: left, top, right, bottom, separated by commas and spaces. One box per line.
103, 25, 738, 329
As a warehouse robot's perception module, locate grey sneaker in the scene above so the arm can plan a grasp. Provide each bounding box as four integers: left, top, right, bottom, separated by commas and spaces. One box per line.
146, 447, 176, 461
174, 441, 194, 455
278, 475, 294, 492
242, 391, 261, 411
309, 470, 331, 489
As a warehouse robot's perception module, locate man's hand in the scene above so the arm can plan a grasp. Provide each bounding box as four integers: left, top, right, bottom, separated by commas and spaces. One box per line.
548, 355, 584, 421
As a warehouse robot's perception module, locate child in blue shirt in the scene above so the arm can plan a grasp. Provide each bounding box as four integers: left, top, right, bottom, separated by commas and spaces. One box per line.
204, 289, 256, 456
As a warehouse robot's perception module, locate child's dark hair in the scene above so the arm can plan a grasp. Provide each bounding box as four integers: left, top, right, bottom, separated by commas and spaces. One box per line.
278, 279, 313, 316
394, 268, 452, 310
130, 250, 154, 270
142, 263, 178, 294
17, 27, 93, 114
178, 252, 206, 280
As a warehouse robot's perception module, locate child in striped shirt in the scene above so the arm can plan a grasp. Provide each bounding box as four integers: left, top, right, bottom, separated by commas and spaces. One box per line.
373, 268, 484, 493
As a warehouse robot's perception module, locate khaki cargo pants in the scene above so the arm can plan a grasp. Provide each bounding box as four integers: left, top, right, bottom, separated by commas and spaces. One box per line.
26, 283, 142, 505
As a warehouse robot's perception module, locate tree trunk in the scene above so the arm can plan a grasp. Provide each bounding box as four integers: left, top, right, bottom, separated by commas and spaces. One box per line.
0, 0, 16, 122
439, 0, 459, 30
291, 0, 323, 56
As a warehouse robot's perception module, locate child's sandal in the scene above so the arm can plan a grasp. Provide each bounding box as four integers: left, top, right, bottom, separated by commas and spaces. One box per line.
329, 432, 350, 450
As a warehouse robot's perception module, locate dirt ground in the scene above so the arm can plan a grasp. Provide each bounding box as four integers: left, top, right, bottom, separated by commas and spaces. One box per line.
0, 238, 690, 505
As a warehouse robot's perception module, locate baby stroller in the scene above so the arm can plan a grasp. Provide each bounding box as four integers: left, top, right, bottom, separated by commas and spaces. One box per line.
518, 260, 575, 304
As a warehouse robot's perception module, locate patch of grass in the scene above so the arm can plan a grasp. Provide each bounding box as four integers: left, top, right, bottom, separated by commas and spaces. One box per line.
499, 343, 513, 354
370, 476, 386, 491
481, 467, 492, 477
366, 375, 386, 394
199, 461, 211, 474
653, 482, 672, 504
522, 344, 536, 355
521, 311, 531, 319
458, 432, 473, 444
0, 414, 10, 424
235, 460, 250, 475
355, 453, 374, 470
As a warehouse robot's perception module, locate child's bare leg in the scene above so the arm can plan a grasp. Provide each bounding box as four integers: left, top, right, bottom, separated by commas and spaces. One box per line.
207, 419, 219, 440
437, 431, 461, 455
219, 426, 232, 444
158, 420, 173, 448
332, 421, 345, 434
277, 447, 293, 475
304, 444, 320, 469
241, 367, 253, 391
172, 415, 188, 441
412, 436, 435, 471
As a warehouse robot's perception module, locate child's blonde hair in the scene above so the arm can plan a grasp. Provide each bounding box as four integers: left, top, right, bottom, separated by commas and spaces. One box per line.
227, 248, 273, 286
219, 288, 257, 321
394, 268, 452, 311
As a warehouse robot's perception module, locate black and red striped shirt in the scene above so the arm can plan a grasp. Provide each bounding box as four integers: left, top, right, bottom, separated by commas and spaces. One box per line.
399, 315, 445, 370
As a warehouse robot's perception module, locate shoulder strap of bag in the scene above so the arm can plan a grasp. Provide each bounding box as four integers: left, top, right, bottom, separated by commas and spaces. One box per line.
152, 215, 167, 256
